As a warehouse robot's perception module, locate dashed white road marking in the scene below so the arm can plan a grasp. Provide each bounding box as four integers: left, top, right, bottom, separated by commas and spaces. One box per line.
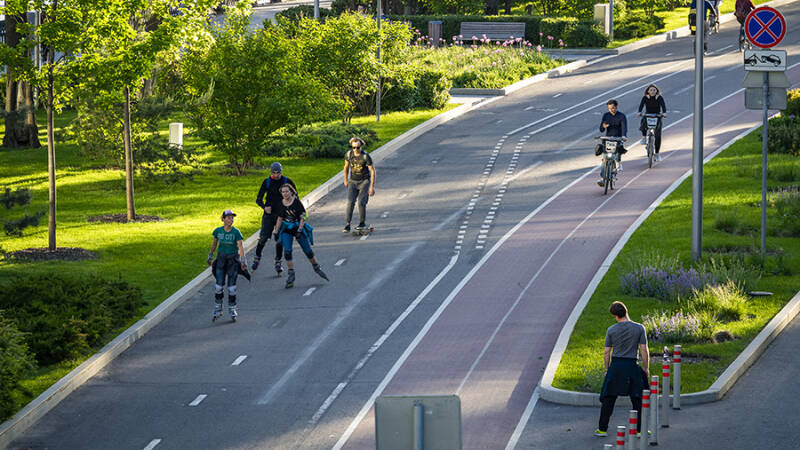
232, 355, 248, 366
553, 93, 562, 98
303, 288, 316, 296
380, 211, 389, 218
335, 259, 346, 266
524, 106, 534, 111
188, 394, 207, 407
143, 439, 161, 450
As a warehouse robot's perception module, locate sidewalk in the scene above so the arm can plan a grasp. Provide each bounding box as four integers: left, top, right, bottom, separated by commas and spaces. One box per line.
515, 311, 800, 449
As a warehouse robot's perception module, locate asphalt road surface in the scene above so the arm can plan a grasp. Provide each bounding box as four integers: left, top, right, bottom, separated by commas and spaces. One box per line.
10, 2, 800, 449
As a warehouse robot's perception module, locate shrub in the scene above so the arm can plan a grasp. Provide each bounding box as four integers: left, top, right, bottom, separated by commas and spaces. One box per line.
642, 310, 713, 343
0, 274, 145, 366
565, 22, 609, 48
769, 186, 800, 237
702, 257, 760, 293
768, 160, 800, 182
275, 5, 333, 24
416, 68, 451, 109
381, 77, 420, 112
540, 17, 579, 46
0, 313, 35, 420
785, 88, 800, 117
262, 123, 377, 159
684, 282, 749, 322
712, 208, 755, 235
614, 11, 664, 39
764, 115, 800, 156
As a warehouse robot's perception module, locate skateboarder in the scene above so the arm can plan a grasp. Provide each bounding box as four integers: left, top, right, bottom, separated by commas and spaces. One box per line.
207, 209, 247, 321
594, 301, 649, 437
254, 162, 296, 275
272, 184, 329, 288
342, 137, 375, 234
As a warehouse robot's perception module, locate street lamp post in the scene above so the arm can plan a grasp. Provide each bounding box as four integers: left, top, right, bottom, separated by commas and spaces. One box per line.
691, 0, 705, 262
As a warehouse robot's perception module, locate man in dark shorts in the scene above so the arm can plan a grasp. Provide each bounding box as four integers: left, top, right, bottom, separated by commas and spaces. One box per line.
594, 301, 650, 437
342, 137, 376, 233
253, 162, 296, 274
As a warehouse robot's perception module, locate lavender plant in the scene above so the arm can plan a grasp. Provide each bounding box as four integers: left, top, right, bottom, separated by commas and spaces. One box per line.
642, 310, 714, 344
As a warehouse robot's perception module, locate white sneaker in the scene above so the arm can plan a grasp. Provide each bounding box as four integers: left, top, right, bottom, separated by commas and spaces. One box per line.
597, 178, 605, 187
656, 154, 661, 162
640, 137, 646, 145
617, 163, 623, 172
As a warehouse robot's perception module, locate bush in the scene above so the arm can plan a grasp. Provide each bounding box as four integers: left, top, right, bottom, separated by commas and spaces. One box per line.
0, 313, 35, 420
540, 17, 578, 46
764, 116, 800, 156
713, 208, 756, 235
275, 5, 333, 24
262, 123, 377, 159
0, 274, 145, 366
684, 282, 749, 322
702, 257, 760, 293
416, 68, 451, 109
380, 68, 450, 112
614, 11, 664, 39
785, 88, 800, 117
620, 266, 715, 301
565, 22, 609, 48
769, 186, 800, 237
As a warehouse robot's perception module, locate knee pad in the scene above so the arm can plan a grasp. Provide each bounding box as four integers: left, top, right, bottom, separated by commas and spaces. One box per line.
215, 284, 224, 294
227, 285, 237, 296
284, 250, 293, 261
215, 292, 224, 302
228, 295, 237, 306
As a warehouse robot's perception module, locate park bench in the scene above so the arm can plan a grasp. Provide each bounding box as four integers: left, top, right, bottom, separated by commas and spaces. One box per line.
459, 22, 526, 42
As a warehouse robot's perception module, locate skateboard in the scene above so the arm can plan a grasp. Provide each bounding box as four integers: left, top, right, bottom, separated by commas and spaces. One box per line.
352, 225, 374, 236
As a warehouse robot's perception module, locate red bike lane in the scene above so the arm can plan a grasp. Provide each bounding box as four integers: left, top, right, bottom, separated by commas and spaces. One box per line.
338, 66, 799, 449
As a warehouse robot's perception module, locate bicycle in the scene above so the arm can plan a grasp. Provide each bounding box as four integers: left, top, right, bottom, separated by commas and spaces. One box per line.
642, 114, 662, 168
596, 136, 624, 195
738, 24, 752, 51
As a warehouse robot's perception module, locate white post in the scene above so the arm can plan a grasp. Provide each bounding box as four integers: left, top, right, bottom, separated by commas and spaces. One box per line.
627, 410, 638, 450
169, 122, 183, 149
640, 390, 650, 450
661, 347, 670, 427
673, 345, 682, 409
650, 376, 659, 445
616, 425, 627, 450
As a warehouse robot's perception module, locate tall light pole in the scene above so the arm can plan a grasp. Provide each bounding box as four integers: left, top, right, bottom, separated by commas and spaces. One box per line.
314, 0, 319, 19
691, 0, 705, 262
376, 0, 381, 122
609, 0, 614, 41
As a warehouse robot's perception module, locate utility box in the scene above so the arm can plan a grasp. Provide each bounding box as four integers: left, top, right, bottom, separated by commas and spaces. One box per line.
169, 122, 183, 149
594, 4, 610, 35
428, 20, 443, 47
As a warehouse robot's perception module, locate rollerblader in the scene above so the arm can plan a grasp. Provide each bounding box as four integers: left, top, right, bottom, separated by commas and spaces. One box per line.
272, 184, 329, 288
207, 209, 247, 322
342, 137, 375, 234
253, 162, 296, 275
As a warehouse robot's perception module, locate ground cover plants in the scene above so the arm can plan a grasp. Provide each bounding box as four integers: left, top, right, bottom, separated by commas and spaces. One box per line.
552, 116, 800, 394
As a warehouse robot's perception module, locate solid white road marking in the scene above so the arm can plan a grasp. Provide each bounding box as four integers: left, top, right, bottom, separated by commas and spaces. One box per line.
143, 439, 162, 450
188, 394, 207, 407
335, 259, 346, 266
304, 288, 316, 296
553, 93, 563, 98
231, 355, 248, 366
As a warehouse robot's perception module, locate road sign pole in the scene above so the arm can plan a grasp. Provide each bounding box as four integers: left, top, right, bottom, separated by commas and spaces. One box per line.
761, 71, 769, 256
609, 0, 614, 41
691, 0, 704, 262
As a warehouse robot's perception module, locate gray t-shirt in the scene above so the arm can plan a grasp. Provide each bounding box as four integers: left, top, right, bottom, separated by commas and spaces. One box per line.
605, 320, 647, 359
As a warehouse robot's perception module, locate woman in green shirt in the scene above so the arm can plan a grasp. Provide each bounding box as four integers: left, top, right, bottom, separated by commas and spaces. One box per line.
207, 209, 247, 321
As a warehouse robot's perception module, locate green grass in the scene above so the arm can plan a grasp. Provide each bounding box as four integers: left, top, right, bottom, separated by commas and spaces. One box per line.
0, 104, 454, 415
552, 128, 800, 394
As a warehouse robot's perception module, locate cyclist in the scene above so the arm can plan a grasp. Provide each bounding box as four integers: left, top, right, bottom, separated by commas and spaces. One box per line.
596, 99, 628, 187
689, 0, 715, 53
636, 84, 667, 161
735, 0, 756, 48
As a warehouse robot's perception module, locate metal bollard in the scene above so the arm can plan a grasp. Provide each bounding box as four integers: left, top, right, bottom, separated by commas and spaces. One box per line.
661, 347, 670, 428
605, 445, 614, 450
673, 345, 681, 409
640, 390, 650, 450
627, 410, 638, 450
617, 425, 627, 450
412, 402, 424, 450
650, 376, 659, 445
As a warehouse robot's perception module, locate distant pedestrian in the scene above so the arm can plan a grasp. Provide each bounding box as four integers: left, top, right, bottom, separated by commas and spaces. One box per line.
342, 136, 376, 233
594, 301, 650, 437
253, 162, 296, 275
207, 209, 247, 321
272, 184, 329, 289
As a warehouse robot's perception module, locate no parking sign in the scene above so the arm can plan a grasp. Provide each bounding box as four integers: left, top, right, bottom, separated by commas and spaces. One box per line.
745, 6, 786, 48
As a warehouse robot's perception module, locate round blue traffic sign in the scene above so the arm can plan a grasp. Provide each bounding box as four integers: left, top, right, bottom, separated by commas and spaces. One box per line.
745, 7, 786, 49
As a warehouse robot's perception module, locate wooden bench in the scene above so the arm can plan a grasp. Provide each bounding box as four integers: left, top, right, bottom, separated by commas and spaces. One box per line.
459, 22, 526, 42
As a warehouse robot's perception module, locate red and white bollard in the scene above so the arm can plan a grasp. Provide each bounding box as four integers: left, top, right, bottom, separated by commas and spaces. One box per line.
650, 375, 659, 445
627, 410, 638, 450
661, 347, 670, 428
617, 425, 627, 450
673, 345, 681, 409
640, 389, 650, 450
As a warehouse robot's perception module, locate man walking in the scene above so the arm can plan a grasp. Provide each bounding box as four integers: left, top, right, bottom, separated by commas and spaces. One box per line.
253, 162, 296, 275
343, 137, 376, 233
594, 301, 650, 437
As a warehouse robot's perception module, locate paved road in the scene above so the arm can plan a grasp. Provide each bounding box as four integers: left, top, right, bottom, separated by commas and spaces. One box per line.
9, 2, 800, 449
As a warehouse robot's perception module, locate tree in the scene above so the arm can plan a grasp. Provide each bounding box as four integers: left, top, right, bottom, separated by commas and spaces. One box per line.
180, 4, 341, 175
295, 12, 412, 123
1, 12, 41, 149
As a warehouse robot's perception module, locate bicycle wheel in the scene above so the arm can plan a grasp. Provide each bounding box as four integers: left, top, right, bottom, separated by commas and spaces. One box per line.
604, 160, 613, 195
647, 135, 654, 168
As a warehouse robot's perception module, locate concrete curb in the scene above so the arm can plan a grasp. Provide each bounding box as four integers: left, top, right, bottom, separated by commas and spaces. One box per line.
0, 92, 502, 450
538, 120, 800, 407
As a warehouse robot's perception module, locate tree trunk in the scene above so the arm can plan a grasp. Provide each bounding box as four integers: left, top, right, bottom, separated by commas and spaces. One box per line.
3, 13, 42, 149
123, 86, 136, 221
504, 0, 512, 15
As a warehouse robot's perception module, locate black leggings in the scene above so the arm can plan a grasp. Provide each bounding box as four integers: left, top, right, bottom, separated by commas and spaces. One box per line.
599, 395, 642, 433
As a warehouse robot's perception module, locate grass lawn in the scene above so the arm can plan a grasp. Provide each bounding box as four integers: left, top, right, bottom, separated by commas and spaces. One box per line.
552, 127, 800, 394
0, 104, 455, 416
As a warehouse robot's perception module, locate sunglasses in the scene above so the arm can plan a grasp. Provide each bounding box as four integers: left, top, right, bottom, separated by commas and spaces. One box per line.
351, 145, 361, 149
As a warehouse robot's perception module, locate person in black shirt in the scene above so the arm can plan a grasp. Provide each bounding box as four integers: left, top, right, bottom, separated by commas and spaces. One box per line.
253, 162, 296, 275
342, 137, 376, 233
596, 99, 628, 186
637, 84, 667, 161
272, 184, 329, 289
